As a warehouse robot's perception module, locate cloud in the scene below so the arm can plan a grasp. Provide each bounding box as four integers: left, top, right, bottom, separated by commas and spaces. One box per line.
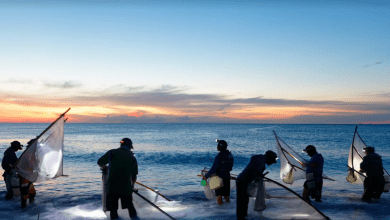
44, 81, 82, 89
363, 61, 383, 68
1, 85, 390, 123
2, 78, 34, 84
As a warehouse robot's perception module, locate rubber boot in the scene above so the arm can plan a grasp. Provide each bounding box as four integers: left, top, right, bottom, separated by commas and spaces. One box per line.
217, 196, 223, 205
110, 210, 119, 220
224, 196, 230, 203
29, 195, 35, 204
21, 199, 27, 208
5, 192, 13, 201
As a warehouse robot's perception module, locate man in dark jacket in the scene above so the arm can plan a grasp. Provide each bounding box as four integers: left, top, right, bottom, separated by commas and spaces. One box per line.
98, 138, 138, 220
360, 146, 385, 202
236, 150, 277, 220
203, 139, 234, 205
1, 141, 23, 200
302, 145, 324, 203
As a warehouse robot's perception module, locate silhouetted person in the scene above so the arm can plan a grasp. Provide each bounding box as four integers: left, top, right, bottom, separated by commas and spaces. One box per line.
360, 146, 385, 202
98, 138, 138, 220
302, 145, 324, 203
203, 139, 234, 205
236, 150, 277, 220
2, 141, 23, 200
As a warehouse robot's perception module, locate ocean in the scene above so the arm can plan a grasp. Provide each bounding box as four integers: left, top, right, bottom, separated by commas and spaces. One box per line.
0, 123, 389, 220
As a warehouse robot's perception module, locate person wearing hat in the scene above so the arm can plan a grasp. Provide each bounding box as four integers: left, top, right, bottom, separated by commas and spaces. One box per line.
360, 146, 385, 202
98, 138, 138, 220
236, 150, 278, 220
1, 141, 23, 200
302, 145, 324, 203
203, 139, 234, 205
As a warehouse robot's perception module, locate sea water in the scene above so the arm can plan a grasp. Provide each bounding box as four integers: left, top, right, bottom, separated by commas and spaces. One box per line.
0, 123, 389, 219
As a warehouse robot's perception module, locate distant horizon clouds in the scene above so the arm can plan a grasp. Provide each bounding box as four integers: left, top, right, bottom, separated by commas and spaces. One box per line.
0, 0, 389, 124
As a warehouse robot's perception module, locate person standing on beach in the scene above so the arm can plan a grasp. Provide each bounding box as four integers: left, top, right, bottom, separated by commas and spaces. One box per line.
360, 146, 385, 202
1, 141, 23, 200
98, 138, 138, 220
302, 145, 324, 203
203, 139, 234, 205
236, 150, 278, 220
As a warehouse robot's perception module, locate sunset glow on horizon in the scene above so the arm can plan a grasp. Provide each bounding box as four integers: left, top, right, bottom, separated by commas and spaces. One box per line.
0, 0, 389, 124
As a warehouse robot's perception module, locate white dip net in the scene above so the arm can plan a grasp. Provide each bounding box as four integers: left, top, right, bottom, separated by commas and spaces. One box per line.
249, 177, 329, 220
347, 127, 390, 184
274, 131, 334, 184
16, 112, 67, 183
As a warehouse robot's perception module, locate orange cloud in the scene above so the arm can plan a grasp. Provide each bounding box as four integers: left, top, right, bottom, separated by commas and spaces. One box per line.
127, 111, 145, 117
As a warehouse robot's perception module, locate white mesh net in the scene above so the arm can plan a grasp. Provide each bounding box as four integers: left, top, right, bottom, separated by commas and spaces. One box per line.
16, 115, 65, 183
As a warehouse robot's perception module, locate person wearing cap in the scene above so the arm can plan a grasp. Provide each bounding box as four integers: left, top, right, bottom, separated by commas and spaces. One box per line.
1, 141, 23, 200
236, 150, 278, 220
203, 140, 234, 205
302, 145, 324, 203
97, 138, 138, 220
360, 146, 385, 202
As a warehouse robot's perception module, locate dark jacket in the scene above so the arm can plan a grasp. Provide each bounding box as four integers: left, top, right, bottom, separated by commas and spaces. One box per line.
237, 154, 266, 183
98, 146, 138, 195
306, 153, 324, 182
205, 150, 234, 179
2, 147, 18, 174
360, 153, 384, 177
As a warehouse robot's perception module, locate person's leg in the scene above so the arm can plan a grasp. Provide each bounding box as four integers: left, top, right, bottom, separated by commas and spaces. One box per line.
315, 180, 323, 202
236, 179, 249, 219
223, 178, 231, 203
302, 181, 310, 203
28, 183, 36, 204
362, 177, 374, 201
20, 181, 30, 208
126, 194, 137, 218
107, 194, 119, 219
372, 176, 385, 199
215, 183, 224, 205
4, 173, 13, 200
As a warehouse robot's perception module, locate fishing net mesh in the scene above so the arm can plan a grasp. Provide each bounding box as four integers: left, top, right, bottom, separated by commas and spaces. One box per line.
247, 179, 328, 219
275, 133, 307, 184
16, 116, 64, 183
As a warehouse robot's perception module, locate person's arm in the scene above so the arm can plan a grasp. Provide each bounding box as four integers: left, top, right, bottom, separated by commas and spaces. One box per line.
307, 155, 319, 167
97, 151, 109, 170
204, 155, 220, 179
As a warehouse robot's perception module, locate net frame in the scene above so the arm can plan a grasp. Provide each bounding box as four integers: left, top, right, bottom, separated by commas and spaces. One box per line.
15, 108, 70, 182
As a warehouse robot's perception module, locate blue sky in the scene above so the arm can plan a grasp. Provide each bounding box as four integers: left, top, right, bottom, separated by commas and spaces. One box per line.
0, 0, 389, 123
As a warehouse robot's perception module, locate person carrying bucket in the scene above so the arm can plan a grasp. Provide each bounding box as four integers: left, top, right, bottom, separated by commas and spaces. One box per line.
302, 145, 324, 203
203, 139, 234, 205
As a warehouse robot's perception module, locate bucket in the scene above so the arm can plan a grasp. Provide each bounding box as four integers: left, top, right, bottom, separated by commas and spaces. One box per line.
11, 171, 20, 196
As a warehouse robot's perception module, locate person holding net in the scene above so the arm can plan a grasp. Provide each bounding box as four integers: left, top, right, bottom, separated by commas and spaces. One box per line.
302, 145, 324, 203
360, 146, 385, 202
235, 150, 278, 220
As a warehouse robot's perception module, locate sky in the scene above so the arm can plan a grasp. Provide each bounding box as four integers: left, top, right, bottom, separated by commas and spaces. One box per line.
0, 0, 389, 123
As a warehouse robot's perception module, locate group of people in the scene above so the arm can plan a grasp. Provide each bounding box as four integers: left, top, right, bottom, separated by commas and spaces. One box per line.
203, 140, 386, 220
1, 140, 36, 208
2, 137, 387, 220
